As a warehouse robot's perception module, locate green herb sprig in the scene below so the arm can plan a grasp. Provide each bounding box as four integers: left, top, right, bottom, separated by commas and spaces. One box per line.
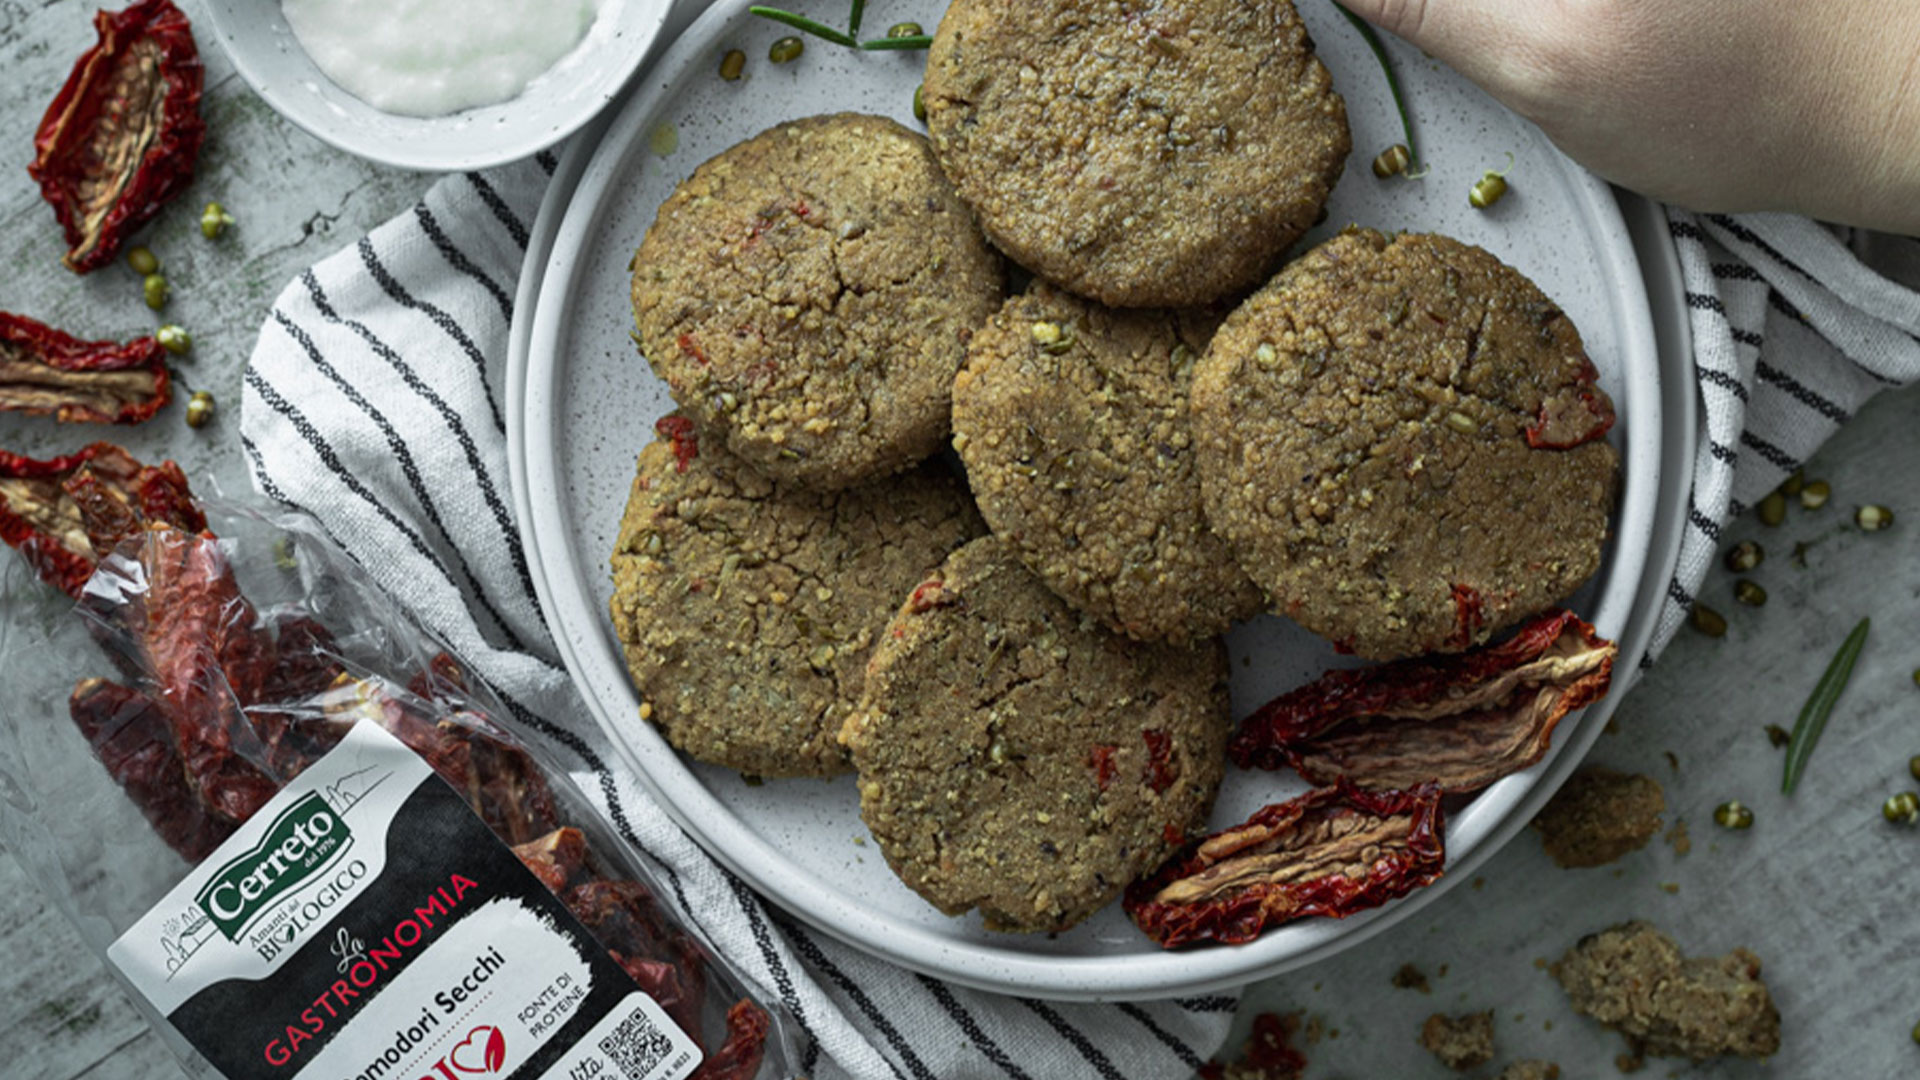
862, 34, 933, 50
1333, 4, 1421, 173
1781, 617, 1870, 794
750, 7, 856, 47
750, 4, 933, 52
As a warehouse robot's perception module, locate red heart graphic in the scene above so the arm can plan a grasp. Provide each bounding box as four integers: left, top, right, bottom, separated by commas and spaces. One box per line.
447, 1026, 507, 1075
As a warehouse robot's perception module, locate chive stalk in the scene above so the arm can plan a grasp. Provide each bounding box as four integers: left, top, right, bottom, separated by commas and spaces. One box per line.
1334, 4, 1420, 171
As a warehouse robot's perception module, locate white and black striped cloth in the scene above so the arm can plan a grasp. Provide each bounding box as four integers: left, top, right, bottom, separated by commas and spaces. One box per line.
240, 153, 1920, 1077
1653, 212, 1920, 658
239, 154, 1237, 1080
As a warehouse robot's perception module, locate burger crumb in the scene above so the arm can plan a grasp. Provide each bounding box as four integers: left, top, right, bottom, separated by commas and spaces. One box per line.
1496, 1061, 1561, 1080
1552, 920, 1781, 1063
1419, 1010, 1494, 1071
1391, 962, 1433, 994
1531, 765, 1665, 868
1664, 818, 1691, 855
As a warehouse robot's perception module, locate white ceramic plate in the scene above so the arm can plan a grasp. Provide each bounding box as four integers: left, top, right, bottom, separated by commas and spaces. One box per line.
197, 0, 674, 171
515, 0, 1666, 999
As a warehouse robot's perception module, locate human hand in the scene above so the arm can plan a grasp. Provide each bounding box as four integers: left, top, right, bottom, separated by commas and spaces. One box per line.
1339, 0, 1920, 235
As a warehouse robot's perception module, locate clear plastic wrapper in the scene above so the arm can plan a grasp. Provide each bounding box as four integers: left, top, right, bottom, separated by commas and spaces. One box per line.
0, 497, 797, 1080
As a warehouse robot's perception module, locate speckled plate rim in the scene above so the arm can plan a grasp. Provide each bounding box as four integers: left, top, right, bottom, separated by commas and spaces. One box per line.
509, 1, 1681, 1000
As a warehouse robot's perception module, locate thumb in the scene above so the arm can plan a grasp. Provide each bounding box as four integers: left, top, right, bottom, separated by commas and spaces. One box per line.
1335, 0, 1549, 92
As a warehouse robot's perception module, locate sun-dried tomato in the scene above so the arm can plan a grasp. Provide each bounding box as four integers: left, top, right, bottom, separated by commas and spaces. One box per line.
1, 312, 171, 424
514, 830, 699, 1015
29, 0, 205, 274
1231, 610, 1617, 794
1142, 729, 1176, 793
1198, 1011, 1308, 1080
676, 333, 710, 365
906, 578, 955, 613
1449, 582, 1487, 650
69, 676, 233, 862
245, 614, 349, 778
691, 999, 772, 1080
80, 524, 283, 824
322, 669, 562, 845
1125, 782, 1445, 948
511, 826, 769, 1076
1526, 359, 1615, 449
516, 831, 769, 1075
655, 414, 700, 473
564, 879, 707, 1051
0, 441, 201, 598
1090, 743, 1118, 790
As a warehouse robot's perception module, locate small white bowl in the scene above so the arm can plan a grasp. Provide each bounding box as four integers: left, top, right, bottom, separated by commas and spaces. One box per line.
197, 0, 675, 172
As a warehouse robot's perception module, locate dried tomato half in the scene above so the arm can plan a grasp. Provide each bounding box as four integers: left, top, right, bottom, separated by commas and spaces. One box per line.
1231, 610, 1617, 794
514, 826, 770, 1077
1, 312, 172, 424
69, 676, 234, 862
1126, 782, 1445, 948
0, 440, 202, 598
30, 0, 205, 274
1198, 1011, 1308, 1080
79, 524, 283, 825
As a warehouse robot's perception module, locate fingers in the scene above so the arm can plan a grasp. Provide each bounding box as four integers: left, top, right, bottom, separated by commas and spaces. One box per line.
1334, 0, 1569, 115
1334, 0, 1435, 42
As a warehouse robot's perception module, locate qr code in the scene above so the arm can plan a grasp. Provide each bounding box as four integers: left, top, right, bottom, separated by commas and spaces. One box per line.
599, 1008, 676, 1079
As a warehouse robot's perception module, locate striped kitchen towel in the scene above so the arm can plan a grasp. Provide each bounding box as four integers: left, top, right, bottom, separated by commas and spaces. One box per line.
239, 151, 1920, 1075
1651, 213, 1920, 658
239, 153, 1237, 1080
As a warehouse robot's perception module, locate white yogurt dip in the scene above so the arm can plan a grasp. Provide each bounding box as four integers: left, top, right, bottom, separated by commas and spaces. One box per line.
282, 0, 600, 118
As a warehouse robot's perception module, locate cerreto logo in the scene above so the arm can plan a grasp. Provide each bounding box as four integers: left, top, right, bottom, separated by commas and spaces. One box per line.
422, 1025, 507, 1078
193, 792, 352, 942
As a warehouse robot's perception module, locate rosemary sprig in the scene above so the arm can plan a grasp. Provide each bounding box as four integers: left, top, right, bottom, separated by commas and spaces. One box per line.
749, 6, 858, 47
1781, 617, 1870, 794
860, 34, 934, 50
1333, 3, 1420, 171
850, 0, 866, 35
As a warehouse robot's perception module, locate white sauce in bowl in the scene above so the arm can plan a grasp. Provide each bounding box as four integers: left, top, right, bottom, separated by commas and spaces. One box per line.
282, 0, 600, 118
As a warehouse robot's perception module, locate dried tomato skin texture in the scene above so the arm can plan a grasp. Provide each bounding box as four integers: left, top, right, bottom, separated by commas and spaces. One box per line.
1124, 782, 1445, 949
690, 999, 772, 1080
30, 0, 205, 274
81, 526, 284, 824
0, 441, 201, 598
1229, 609, 1609, 774
0, 312, 172, 424
68, 677, 234, 862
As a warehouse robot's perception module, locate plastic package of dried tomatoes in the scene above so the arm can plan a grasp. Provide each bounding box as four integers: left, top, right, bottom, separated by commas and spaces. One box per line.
0, 499, 797, 1080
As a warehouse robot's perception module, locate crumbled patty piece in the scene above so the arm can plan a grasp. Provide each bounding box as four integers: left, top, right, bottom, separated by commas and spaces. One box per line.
1532, 765, 1666, 868
1391, 962, 1433, 993
630, 113, 1004, 490
1552, 920, 1781, 1062
1496, 1061, 1561, 1080
952, 283, 1261, 642
609, 419, 982, 777
1192, 229, 1620, 660
923, 0, 1349, 307
844, 536, 1229, 932
1420, 1011, 1495, 1071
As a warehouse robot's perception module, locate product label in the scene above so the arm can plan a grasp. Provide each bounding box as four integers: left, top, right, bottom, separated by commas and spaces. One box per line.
109, 721, 701, 1080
